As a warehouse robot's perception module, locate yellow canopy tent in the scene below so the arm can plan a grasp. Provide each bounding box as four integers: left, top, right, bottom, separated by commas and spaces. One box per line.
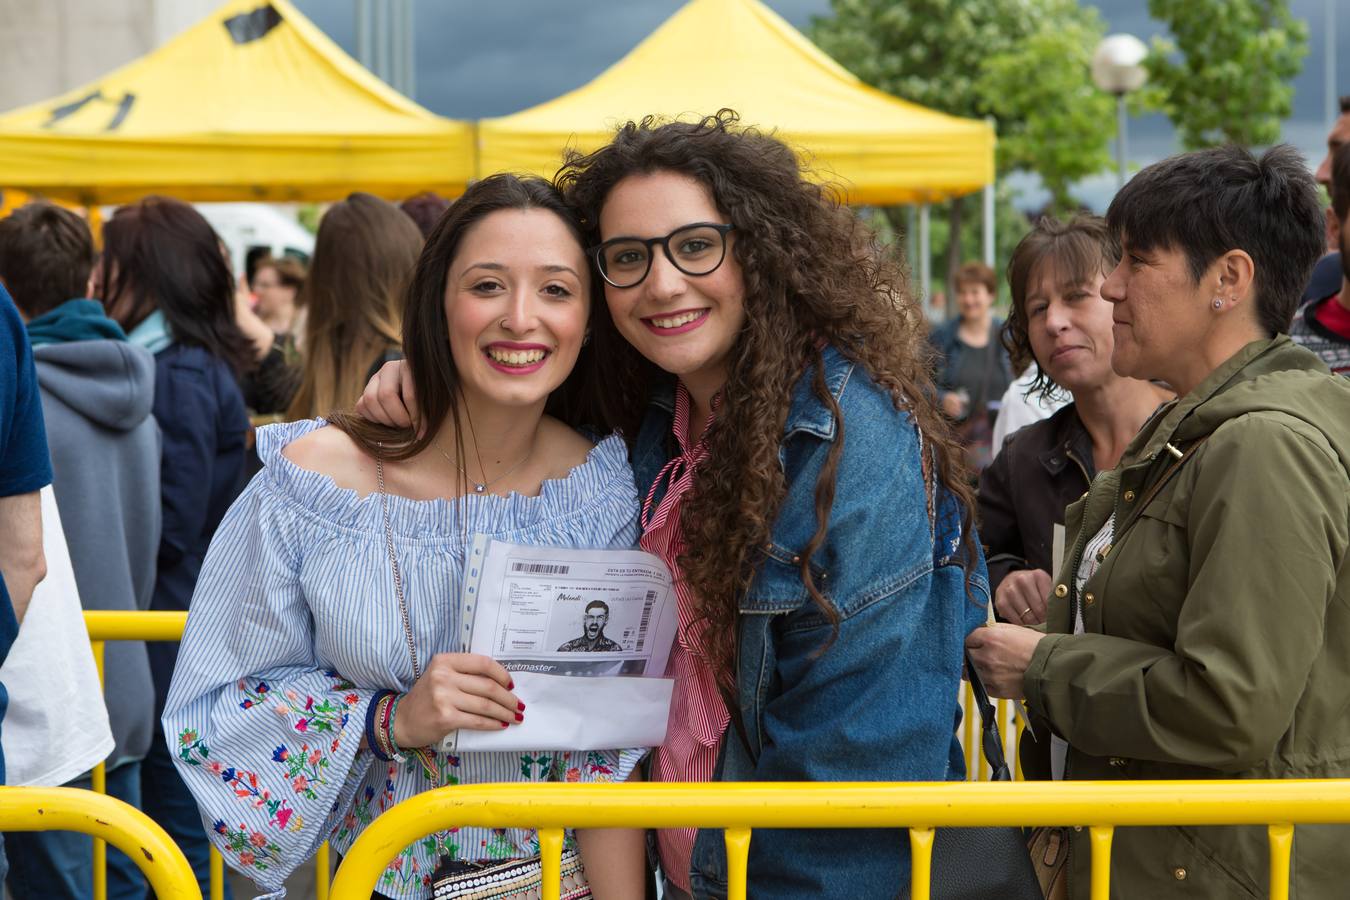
478, 0, 995, 205
0, 0, 473, 204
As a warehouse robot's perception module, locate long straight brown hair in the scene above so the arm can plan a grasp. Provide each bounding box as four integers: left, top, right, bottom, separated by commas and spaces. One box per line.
100, 196, 254, 375
328, 174, 597, 465
286, 193, 423, 420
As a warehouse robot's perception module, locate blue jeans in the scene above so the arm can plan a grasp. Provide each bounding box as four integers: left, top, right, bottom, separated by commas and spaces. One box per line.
141, 724, 232, 900
5, 761, 145, 900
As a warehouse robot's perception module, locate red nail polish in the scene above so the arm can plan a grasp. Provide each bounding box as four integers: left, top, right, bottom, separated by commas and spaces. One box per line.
517, 702, 526, 712
514, 712, 524, 722
500, 721, 509, 729
507, 679, 515, 690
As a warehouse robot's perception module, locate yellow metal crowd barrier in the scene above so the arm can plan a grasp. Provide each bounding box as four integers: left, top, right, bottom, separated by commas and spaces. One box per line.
0, 786, 200, 898
82, 611, 1349, 900
329, 780, 1350, 900
74, 610, 1010, 899
83, 611, 331, 900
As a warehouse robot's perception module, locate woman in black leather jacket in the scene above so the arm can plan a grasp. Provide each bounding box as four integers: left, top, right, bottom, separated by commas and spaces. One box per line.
978, 216, 1170, 624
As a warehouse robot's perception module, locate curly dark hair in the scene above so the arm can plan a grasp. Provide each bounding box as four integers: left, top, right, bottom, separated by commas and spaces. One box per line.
556, 111, 977, 692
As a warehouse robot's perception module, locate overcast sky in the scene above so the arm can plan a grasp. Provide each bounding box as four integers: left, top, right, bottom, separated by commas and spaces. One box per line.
294, 0, 1347, 210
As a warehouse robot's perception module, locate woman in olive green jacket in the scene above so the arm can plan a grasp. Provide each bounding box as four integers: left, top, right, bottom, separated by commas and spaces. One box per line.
968, 144, 1350, 899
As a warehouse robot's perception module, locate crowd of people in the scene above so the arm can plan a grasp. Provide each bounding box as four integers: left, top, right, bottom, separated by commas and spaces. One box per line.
0, 103, 1346, 900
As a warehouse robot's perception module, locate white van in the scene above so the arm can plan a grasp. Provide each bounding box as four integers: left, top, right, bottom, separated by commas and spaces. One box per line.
195, 202, 315, 282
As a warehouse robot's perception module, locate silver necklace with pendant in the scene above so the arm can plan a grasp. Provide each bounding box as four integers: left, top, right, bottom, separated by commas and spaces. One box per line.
433, 440, 531, 493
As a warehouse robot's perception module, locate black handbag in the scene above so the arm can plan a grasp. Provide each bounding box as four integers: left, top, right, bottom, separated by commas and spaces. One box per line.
898, 653, 1043, 899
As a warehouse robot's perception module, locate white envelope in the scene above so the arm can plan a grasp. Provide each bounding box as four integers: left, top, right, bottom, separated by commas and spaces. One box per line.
445, 672, 674, 752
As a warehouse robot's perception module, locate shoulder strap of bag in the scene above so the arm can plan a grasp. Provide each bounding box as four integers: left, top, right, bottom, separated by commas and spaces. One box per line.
965, 650, 1013, 782
1115, 434, 1211, 539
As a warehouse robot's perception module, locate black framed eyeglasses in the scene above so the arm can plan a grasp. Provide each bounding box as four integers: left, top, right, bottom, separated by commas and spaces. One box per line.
589, 222, 735, 289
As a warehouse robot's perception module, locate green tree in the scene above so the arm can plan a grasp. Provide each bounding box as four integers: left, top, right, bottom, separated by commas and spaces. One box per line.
865, 186, 1031, 308
811, 0, 1113, 310
1142, 0, 1308, 150
810, 0, 1115, 212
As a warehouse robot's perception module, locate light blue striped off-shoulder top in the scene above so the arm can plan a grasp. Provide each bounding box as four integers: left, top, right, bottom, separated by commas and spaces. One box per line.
163, 419, 643, 900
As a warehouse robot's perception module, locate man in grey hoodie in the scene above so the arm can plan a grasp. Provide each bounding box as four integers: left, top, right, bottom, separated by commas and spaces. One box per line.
0, 202, 160, 900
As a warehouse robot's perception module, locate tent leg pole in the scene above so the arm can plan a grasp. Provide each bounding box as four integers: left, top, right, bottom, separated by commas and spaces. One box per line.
983, 181, 995, 269
906, 205, 919, 295
919, 203, 932, 314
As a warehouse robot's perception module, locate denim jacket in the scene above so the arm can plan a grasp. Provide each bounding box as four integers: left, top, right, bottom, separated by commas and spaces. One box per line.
631, 345, 989, 898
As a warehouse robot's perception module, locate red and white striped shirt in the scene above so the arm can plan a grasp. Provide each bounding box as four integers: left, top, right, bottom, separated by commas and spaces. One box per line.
639, 383, 728, 892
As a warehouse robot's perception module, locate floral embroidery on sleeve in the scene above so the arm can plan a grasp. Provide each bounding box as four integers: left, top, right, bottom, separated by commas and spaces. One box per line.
179, 729, 301, 832
213, 820, 283, 872
272, 743, 331, 799
249, 674, 360, 800
272, 688, 357, 735
242, 670, 357, 738
334, 762, 398, 844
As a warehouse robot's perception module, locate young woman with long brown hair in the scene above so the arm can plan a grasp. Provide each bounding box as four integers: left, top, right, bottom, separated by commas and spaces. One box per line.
166, 175, 646, 900
285, 192, 423, 421
362, 111, 989, 898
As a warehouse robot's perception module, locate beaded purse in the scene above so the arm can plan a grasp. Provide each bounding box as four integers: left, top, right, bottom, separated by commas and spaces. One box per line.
430, 849, 590, 900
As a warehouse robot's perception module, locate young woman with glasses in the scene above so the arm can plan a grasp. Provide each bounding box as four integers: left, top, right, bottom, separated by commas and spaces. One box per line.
360, 111, 988, 898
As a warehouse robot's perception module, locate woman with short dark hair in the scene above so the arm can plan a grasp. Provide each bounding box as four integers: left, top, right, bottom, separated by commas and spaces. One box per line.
929, 260, 1014, 470
968, 144, 1350, 898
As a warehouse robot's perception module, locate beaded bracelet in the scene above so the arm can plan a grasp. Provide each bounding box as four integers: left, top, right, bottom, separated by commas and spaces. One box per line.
376, 693, 397, 761
376, 693, 404, 762
374, 694, 391, 759
365, 689, 397, 762
386, 693, 407, 758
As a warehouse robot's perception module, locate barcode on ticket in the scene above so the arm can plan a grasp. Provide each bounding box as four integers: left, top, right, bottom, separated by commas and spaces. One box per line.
635, 590, 657, 651
510, 562, 570, 575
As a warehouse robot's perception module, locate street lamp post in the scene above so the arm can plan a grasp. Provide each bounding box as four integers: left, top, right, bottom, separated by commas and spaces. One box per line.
1092, 34, 1149, 190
